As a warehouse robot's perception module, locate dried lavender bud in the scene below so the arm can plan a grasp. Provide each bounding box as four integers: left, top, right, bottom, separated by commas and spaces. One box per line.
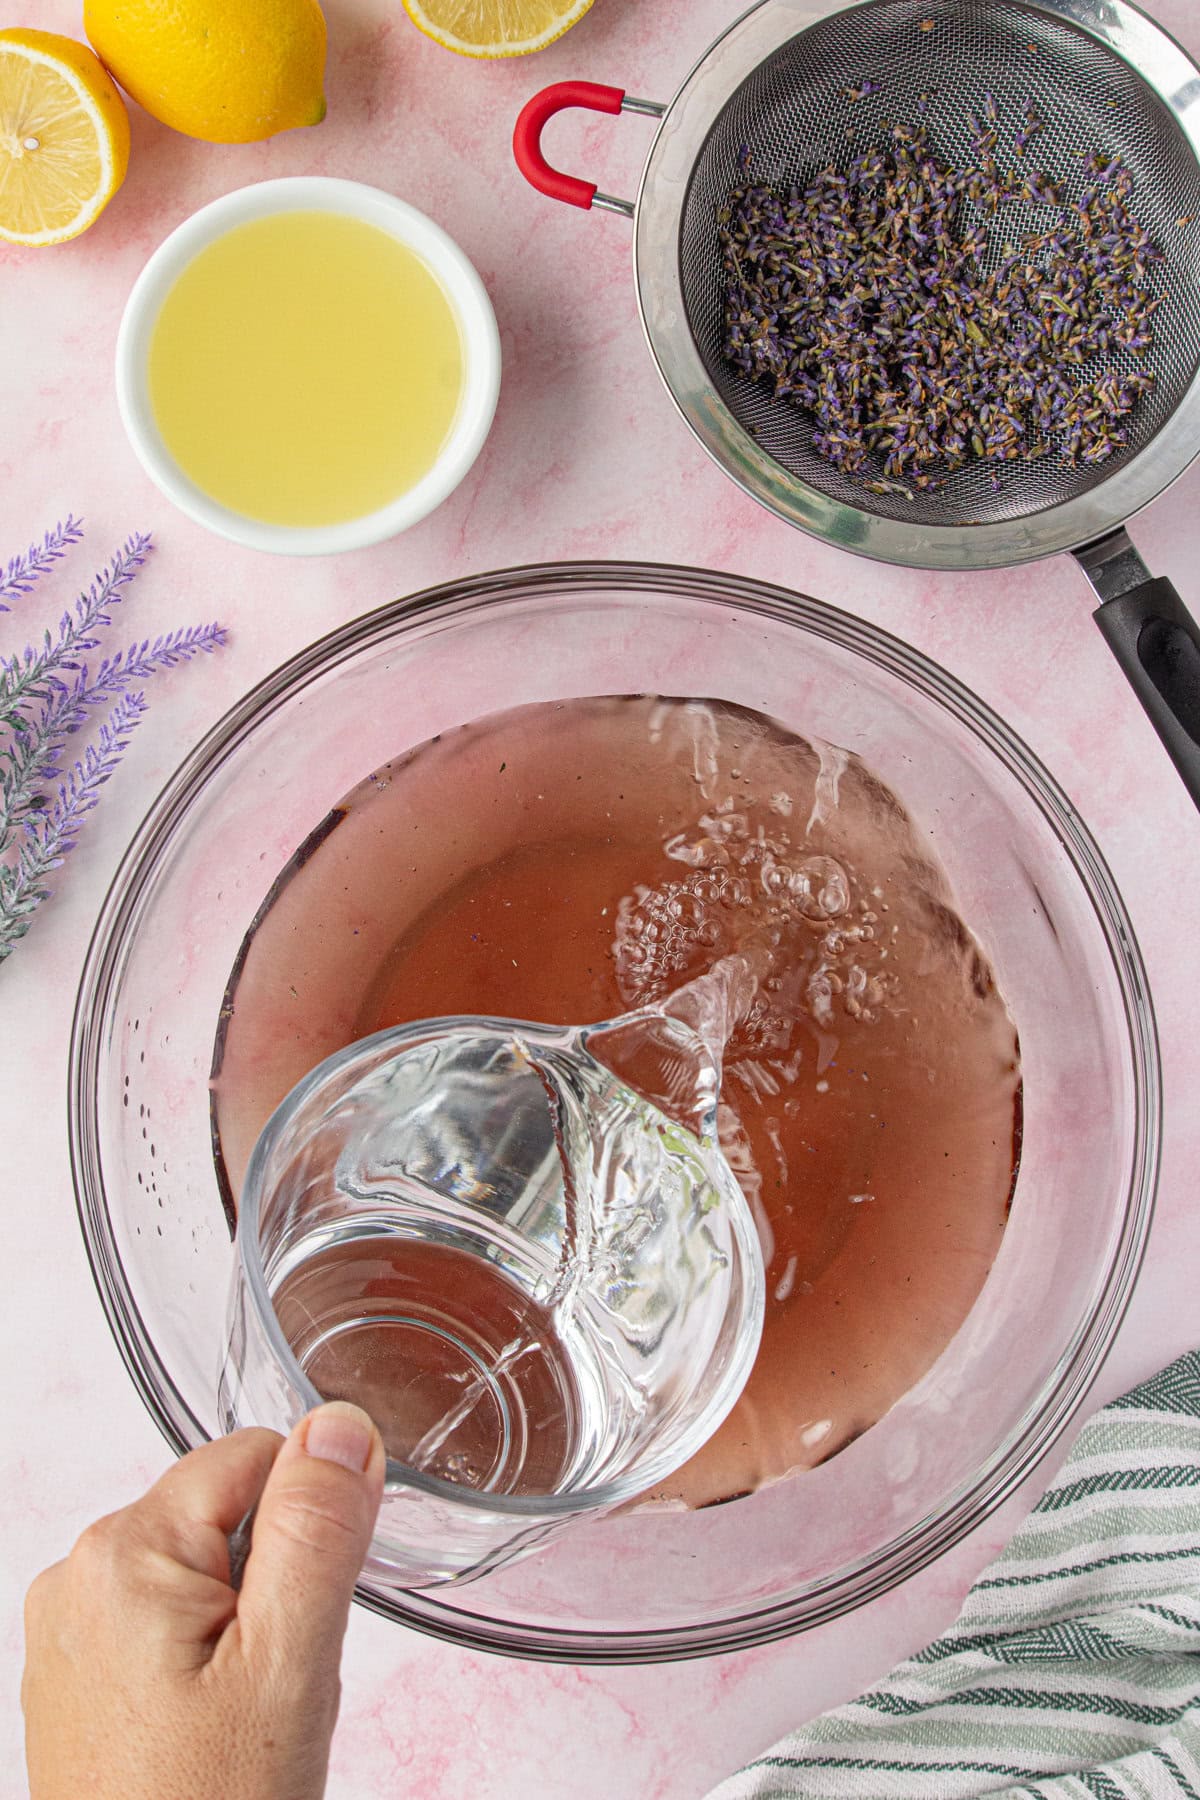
717, 101, 1163, 506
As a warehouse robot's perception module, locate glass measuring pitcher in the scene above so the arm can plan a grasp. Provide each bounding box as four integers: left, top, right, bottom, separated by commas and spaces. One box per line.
219, 1008, 766, 1587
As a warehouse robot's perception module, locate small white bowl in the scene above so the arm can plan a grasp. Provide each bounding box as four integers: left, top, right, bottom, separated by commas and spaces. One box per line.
115, 177, 501, 556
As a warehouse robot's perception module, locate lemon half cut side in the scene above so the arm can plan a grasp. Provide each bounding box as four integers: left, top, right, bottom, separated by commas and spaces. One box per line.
402, 0, 595, 59
0, 28, 129, 246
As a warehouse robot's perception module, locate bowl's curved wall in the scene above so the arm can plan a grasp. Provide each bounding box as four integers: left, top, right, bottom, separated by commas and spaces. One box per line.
70, 563, 1158, 1660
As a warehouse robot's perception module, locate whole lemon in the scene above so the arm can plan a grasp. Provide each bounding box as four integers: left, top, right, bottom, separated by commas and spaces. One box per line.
83, 0, 327, 144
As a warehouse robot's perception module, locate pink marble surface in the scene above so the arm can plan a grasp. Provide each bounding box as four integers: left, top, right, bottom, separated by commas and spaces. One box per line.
4, 0, 1200, 1793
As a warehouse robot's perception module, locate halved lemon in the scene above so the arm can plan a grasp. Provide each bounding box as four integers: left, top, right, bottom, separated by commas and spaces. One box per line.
0, 28, 129, 246
402, 0, 594, 58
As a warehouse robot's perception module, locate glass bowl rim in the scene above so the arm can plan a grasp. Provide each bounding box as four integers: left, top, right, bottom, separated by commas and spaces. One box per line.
68, 558, 1161, 1661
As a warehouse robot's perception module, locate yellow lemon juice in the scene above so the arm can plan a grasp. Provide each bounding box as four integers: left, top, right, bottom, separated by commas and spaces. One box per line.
148, 211, 465, 528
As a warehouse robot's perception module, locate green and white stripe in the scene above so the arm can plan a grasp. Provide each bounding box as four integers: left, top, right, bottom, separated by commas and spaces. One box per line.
708, 1352, 1200, 1800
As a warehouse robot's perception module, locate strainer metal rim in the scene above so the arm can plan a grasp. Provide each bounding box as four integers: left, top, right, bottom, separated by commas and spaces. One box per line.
633, 0, 1200, 571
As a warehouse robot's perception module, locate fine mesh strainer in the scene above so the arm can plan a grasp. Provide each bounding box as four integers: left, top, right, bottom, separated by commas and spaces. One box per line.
514, 0, 1200, 807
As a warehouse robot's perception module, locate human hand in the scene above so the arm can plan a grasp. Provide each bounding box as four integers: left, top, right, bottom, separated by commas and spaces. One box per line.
22, 1402, 385, 1800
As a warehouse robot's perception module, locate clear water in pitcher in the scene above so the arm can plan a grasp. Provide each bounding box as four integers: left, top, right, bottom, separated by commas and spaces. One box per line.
264, 978, 755, 1496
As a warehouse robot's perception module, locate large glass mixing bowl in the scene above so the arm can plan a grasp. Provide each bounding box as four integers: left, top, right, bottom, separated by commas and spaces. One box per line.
70, 563, 1159, 1662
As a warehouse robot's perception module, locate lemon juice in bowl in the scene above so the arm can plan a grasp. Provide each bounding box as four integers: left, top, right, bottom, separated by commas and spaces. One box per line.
116, 179, 501, 554
149, 212, 465, 527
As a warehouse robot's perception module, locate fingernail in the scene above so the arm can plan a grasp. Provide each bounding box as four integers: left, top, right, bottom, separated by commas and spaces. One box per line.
303, 1402, 376, 1473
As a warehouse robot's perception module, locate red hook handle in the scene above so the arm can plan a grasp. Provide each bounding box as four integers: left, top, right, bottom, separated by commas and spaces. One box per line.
513, 81, 626, 210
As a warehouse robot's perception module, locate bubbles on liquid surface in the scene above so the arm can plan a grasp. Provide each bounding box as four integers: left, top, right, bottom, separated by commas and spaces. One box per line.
614, 787, 891, 1064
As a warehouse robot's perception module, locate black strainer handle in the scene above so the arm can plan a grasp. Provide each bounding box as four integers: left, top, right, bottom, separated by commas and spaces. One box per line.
1076, 528, 1200, 810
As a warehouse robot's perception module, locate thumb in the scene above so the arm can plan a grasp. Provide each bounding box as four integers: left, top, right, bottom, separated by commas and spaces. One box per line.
237, 1401, 385, 1669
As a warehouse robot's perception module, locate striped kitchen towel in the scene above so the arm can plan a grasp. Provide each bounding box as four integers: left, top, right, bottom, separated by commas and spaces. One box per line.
708, 1351, 1200, 1800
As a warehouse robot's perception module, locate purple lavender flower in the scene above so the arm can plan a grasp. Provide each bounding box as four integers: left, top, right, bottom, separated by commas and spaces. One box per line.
0, 621, 226, 851
0, 531, 152, 722
0, 691, 147, 957
717, 97, 1164, 501
0, 516, 84, 613
0, 524, 227, 963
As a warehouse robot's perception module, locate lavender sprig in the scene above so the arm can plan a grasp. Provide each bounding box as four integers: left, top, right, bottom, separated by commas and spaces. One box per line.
0, 515, 84, 612
0, 691, 147, 962
0, 522, 227, 965
0, 621, 227, 851
0, 531, 152, 725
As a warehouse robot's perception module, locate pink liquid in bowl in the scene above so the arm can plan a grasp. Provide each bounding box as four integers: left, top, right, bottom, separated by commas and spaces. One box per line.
211, 694, 1021, 1511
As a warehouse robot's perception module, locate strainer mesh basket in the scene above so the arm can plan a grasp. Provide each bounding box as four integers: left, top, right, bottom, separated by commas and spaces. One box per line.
678, 0, 1200, 526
